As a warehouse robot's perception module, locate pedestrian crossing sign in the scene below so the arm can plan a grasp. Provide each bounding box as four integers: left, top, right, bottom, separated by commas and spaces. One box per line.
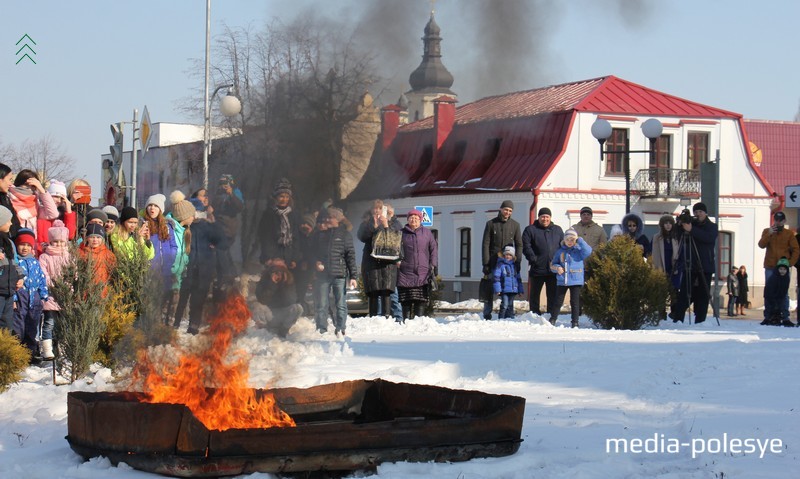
415, 206, 433, 227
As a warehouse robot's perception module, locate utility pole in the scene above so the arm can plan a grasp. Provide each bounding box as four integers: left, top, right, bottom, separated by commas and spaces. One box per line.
130, 109, 139, 209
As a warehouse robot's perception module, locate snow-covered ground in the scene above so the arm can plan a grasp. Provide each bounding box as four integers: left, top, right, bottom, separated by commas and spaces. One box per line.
1, 311, 799, 479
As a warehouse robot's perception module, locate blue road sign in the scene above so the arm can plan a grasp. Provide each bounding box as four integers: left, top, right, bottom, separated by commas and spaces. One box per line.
415, 206, 433, 227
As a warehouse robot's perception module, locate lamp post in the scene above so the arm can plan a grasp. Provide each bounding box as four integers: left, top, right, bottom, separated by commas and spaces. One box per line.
591, 117, 663, 213
202, 0, 242, 189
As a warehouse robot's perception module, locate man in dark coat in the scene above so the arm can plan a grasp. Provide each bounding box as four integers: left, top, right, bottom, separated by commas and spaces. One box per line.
258, 177, 301, 268
481, 200, 522, 320
670, 202, 718, 324
522, 207, 564, 324
311, 207, 358, 336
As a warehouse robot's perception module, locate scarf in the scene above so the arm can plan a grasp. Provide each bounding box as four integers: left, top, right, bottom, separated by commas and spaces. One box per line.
273, 205, 293, 247
44, 243, 68, 257
10, 186, 37, 227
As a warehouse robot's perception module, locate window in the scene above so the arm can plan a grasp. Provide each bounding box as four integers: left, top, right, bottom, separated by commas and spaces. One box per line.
687, 132, 709, 170
718, 232, 732, 279
459, 228, 471, 276
650, 135, 671, 169
604, 128, 628, 176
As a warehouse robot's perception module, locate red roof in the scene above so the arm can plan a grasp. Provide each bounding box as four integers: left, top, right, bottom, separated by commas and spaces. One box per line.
743, 119, 800, 196
349, 76, 745, 200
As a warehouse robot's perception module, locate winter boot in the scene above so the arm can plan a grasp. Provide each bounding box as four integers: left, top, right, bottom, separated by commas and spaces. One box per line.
40, 339, 55, 360
571, 320, 579, 328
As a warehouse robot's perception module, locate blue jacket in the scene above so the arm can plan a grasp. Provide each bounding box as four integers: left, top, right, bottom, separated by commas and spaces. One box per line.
150, 219, 179, 284
17, 254, 48, 306
550, 237, 593, 286
493, 257, 522, 294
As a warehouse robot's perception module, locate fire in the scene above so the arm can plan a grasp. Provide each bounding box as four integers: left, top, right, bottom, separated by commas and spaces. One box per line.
133, 292, 295, 431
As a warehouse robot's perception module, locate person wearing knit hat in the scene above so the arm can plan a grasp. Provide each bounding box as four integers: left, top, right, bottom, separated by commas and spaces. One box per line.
272, 177, 293, 198
13, 227, 51, 358
0, 205, 13, 229
481, 200, 522, 319
259, 177, 298, 269
47, 180, 68, 199
86, 208, 108, 226
492, 244, 522, 319
169, 191, 196, 224
407, 209, 423, 220
102, 205, 119, 222
522, 205, 564, 323
110, 205, 155, 262
757, 208, 798, 325
39, 219, 71, 360
550, 225, 592, 328
672, 199, 718, 324
85, 223, 106, 238
145, 194, 166, 214
47, 220, 69, 244
572, 205, 607, 253
119, 206, 138, 224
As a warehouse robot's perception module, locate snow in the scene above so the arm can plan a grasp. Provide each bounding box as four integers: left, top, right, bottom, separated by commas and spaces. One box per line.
2, 311, 799, 479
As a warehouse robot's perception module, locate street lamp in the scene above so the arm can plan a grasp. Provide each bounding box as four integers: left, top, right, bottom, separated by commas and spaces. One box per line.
591, 117, 663, 213
202, 0, 242, 189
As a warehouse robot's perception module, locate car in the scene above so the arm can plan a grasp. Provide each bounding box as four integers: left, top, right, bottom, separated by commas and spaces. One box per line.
345, 285, 369, 316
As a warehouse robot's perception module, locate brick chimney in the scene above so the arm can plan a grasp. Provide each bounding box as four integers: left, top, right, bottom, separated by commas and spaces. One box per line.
434, 96, 457, 151
380, 104, 403, 150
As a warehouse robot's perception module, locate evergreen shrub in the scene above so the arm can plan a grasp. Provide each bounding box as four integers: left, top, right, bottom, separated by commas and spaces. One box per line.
0, 329, 30, 392
583, 235, 670, 330
51, 250, 108, 383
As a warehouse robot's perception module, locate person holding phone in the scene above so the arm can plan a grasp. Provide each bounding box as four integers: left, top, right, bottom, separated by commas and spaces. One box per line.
8, 169, 59, 243
757, 211, 799, 323
110, 206, 154, 261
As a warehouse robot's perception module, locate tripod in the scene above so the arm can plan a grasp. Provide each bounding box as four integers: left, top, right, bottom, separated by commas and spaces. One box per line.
676, 229, 720, 325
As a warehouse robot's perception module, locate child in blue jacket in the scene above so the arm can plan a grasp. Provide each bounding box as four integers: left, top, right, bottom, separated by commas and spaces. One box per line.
13, 228, 49, 358
550, 228, 592, 328
493, 246, 522, 319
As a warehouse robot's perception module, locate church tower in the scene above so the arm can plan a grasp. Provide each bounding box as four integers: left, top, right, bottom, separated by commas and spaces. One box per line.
405, 11, 457, 122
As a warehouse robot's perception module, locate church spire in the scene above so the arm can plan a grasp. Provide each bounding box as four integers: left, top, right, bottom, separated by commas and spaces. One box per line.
408, 11, 454, 93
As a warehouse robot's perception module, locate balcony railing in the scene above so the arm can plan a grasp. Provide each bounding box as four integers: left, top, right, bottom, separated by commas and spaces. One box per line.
630, 168, 701, 198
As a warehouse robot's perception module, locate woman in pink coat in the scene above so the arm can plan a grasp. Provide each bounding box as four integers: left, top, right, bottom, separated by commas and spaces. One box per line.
8, 169, 59, 244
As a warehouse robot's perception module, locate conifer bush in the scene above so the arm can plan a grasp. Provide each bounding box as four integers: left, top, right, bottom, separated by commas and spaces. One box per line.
51, 250, 108, 383
583, 235, 670, 330
0, 329, 30, 392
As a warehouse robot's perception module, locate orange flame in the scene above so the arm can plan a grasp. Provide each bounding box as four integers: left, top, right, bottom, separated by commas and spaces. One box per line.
134, 292, 295, 431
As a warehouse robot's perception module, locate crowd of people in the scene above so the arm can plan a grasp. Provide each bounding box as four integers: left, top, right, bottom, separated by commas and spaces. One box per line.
482, 200, 799, 327
1, 160, 796, 363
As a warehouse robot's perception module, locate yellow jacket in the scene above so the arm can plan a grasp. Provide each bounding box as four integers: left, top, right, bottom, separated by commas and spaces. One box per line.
758, 227, 799, 268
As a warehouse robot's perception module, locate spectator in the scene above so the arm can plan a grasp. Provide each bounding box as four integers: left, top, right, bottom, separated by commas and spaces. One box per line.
311, 207, 357, 336
481, 200, 522, 320
619, 213, 651, 258
0, 206, 20, 332
757, 211, 799, 323
190, 188, 214, 222
38, 220, 71, 360
254, 259, 304, 338
357, 199, 400, 318
67, 179, 92, 238
380, 203, 404, 322
144, 193, 179, 315
36, 180, 77, 253
397, 209, 438, 322
0, 164, 19, 237
294, 212, 317, 315
214, 174, 244, 297
670, 203, 718, 324
9, 169, 59, 241
571, 206, 607, 251
12, 228, 49, 359
651, 214, 680, 284
550, 229, 592, 328
761, 258, 793, 326
79, 223, 117, 297
735, 265, 749, 316
726, 266, 739, 317
522, 207, 563, 323
110, 206, 154, 261
258, 177, 299, 267
101, 205, 119, 240
492, 246, 522, 319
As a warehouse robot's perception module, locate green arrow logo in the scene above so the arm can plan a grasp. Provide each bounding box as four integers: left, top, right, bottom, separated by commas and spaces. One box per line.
15, 34, 37, 65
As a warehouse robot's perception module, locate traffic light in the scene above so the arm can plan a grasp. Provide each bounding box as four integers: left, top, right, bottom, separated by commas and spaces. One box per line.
109, 122, 123, 167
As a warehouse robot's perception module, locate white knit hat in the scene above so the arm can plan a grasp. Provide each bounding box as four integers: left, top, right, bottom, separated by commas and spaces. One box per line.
145, 193, 166, 213
47, 180, 68, 199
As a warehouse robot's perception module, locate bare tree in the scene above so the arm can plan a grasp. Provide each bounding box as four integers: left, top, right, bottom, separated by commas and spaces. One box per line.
194, 14, 385, 267
7, 134, 76, 182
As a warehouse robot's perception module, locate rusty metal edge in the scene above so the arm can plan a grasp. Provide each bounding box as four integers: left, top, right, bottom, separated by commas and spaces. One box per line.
68, 438, 522, 477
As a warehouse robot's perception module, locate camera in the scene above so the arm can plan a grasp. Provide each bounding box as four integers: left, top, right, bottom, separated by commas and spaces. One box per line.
677, 208, 693, 225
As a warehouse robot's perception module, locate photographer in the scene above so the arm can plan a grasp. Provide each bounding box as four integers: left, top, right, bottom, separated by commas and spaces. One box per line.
757, 211, 799, 322
670, 202, 718, 324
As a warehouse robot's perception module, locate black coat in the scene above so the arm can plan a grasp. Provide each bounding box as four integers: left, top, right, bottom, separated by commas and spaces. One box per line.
312, 225, 357, 280
688, 217, 718, 275
357, 219, 400, 293
186, 220, 228, 278
259, 206, 302, 265
482, 214, 522, 274
0, 192, 20, 238
522, 220, 563, 276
